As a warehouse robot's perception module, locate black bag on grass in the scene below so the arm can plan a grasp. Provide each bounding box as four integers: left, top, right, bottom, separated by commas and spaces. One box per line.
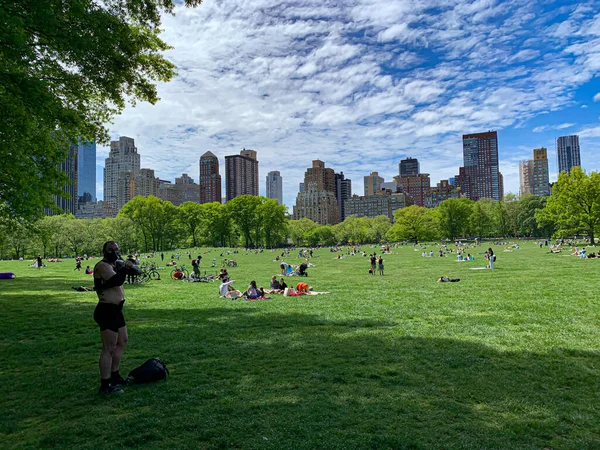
127, 358, 169, 384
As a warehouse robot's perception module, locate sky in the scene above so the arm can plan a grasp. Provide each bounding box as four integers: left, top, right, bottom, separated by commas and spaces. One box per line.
96, 0, 600, 210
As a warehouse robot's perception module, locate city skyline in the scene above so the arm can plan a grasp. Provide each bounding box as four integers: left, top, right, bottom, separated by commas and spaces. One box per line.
92, 1, 600, 210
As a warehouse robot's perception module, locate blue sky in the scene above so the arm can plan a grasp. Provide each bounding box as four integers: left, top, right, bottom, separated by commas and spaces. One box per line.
96, 0, 600, 210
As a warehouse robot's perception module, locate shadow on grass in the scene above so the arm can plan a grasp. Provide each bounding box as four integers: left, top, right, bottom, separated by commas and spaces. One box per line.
1, 300, 599, 450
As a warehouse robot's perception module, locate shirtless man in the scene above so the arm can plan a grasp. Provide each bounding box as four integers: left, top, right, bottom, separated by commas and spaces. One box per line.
93, 241, 132, 394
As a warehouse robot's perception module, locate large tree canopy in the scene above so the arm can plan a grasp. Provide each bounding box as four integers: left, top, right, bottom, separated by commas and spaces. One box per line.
0, 0, 201, 220
536, 167, 600, 244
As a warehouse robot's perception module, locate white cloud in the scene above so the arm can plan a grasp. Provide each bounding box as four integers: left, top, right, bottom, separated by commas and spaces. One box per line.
95, 0, 600, 207
594, 93, 600, 102
533, 123, 575, 132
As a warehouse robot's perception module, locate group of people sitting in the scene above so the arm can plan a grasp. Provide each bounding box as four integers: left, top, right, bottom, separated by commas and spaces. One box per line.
219, 276, 313, 300
456, 253, 474, 261
279, 261, 309, 277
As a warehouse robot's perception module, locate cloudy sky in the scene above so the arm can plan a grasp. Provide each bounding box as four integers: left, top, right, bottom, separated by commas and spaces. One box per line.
96, 0, 600, 210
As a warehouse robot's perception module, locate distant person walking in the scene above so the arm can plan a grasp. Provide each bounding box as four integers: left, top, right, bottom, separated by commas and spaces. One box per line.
160, 252, 164, 262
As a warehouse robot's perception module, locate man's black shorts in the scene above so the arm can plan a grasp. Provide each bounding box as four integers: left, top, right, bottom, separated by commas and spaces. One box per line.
94, 301, 126, 332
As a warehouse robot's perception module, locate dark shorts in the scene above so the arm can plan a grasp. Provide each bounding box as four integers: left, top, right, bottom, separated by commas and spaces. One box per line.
94, 301, 126, 332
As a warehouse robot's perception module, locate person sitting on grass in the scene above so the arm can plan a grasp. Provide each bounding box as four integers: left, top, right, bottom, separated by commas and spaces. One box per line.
219, 268, 229, 281
172, 269, 185, 280
219, 280, 241, 298
296, 282, 310, 293
297, 262, 308, 277
85, 265, 93, 275
279, 278, 288, 290
280, 262, 290, 275
268, 276, 283, 294
244, 280, 261, 299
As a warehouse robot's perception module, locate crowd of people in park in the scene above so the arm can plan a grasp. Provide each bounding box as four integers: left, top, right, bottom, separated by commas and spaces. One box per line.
9, 236, 600, 397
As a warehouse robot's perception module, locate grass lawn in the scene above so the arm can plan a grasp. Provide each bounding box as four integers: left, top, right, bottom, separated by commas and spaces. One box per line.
1, 242, 599, 449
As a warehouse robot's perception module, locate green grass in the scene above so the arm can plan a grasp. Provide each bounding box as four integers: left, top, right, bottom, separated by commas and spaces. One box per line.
1, 243, 599, 449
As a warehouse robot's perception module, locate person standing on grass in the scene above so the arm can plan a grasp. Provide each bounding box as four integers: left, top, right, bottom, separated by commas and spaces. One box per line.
37, 255, 43, 269
370, 253, 377, 275
378, 255, 384, 275
488, 248, 495, 270
93, 241, 131, 394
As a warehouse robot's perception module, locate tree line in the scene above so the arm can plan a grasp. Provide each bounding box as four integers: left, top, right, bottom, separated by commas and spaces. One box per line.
0, 168, 597, 259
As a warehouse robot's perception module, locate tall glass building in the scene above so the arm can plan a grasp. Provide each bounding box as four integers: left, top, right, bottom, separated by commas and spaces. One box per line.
77, 141, 96, 202
557, 135, 581, 174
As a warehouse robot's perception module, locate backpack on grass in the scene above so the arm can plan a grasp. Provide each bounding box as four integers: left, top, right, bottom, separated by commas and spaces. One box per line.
127, 358, 169, 384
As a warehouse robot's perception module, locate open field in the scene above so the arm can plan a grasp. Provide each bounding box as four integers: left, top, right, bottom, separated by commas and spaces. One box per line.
1, 242, 599, 449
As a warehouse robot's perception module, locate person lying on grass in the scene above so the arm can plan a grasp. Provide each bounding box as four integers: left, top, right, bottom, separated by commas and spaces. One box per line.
438, 276, 460, 282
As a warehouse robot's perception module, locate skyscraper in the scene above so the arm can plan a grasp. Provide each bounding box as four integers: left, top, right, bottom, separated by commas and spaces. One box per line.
175, 173, 200, 203
104, 137, 140, 210
399, 157, 420, 177
199, 151, 222, 204
335, 172, 352, 221
457, 131, 502, 201
394, 173, 431, 207
293, 160, 339, 225
266, 171, 283, 204
77, 141, 96, 203
519, 148, 550, 197
364, 172, 384, 196
46, 143, 78, 215
135, 168, 160, 198
225, 149, 259, 201
557, 135, 581, 174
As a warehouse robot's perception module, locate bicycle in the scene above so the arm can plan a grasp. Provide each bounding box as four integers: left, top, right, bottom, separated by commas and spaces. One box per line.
170, 265, 189, 280
221, 259, 238, 267
138, 267, 161, 283
196, 273, 219, 282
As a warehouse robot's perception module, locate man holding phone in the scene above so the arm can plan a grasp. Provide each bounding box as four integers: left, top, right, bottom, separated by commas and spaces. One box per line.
93, 241, 136, 394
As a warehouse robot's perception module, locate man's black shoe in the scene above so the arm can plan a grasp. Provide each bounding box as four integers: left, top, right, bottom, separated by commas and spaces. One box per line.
99, 384, 124, 394
111, 375, 129, 386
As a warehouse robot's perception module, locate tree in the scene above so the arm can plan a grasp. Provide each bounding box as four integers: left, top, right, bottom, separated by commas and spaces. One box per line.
200, 202, 232, 247
518, 195, 553, 238
102, 217, 140, 255
226, 196, 264, 248
63, 218, 89, 256
372, 215, 392, 243
119, 196, 176, 251
502, 193, 522, 238
0, 0, 202, 221
438, 198, 473, 240
38, 214, 73, 257
536, 168, 600, 244
306, 225, 335, 246
257, 199, 288, 247
387, 206, 439, 243
288, 218, 318, 246
4, 219, 32, 259
469, 199, 494, 238
178, 202, 204, 248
